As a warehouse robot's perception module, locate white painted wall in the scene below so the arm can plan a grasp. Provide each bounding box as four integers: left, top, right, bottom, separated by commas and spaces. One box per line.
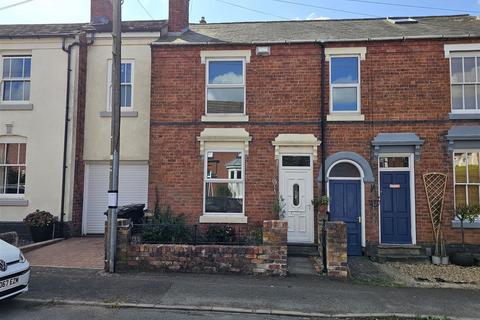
84, 33, 157, 161
0, 38, 79, 222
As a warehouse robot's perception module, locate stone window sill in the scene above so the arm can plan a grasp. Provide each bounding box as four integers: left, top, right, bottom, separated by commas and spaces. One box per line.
199, 214, 248, 224
448, 113, 480, 120
201, 115, 249, 122
0, 104, 33, 111
451, 220, 480, 229
0, 198, 28, 206
100, 111, 138, 118
327, 113, 365, 122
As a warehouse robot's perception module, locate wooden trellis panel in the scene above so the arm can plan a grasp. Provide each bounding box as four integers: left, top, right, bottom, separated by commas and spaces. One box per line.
423, 173, 448, 243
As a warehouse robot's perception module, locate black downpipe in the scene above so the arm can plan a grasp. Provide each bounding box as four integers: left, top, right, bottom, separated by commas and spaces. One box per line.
59, 34, 94, 238
319, 43, 328, 273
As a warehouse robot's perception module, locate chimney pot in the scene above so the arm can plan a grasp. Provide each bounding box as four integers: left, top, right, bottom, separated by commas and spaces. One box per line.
168, 0, 190, 35
200, 16, 207, 24
91, 0, 113, 25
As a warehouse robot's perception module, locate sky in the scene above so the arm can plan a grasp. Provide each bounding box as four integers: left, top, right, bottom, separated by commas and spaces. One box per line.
0, 0, 479, 25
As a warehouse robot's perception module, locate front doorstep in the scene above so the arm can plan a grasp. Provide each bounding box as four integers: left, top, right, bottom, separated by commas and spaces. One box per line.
287, 243, 319, 257
367, 244, 429, 263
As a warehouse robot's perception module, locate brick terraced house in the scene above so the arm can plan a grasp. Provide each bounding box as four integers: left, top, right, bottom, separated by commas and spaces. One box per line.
149, 0, 480, 257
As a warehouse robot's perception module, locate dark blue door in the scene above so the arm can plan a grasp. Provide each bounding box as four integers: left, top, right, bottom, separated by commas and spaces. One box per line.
329, 180, 362, 256
380, 172, 411, 244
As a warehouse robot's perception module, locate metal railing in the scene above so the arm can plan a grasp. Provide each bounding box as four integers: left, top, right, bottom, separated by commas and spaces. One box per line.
131, 223, 263, 246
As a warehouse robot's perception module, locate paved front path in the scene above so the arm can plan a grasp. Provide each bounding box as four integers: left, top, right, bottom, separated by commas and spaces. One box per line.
24, 238, 104, 269
19, 267, 480, 319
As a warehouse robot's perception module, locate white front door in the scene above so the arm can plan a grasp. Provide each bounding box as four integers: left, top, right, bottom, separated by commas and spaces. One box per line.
279, 156, 314, 243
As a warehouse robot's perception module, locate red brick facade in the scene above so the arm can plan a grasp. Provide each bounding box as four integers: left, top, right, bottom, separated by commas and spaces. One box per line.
149, 39, 480, 251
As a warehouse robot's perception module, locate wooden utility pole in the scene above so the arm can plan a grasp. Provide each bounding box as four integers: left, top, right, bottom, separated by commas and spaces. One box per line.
106, 0, 122, 273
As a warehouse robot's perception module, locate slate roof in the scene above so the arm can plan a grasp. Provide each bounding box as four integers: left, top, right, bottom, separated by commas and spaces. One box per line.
155, 15, 480, 45
0, 20, 166, 38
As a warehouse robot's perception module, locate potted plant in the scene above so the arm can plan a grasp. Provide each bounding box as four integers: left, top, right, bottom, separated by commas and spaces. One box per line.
24, 210, 56, 243
451, 205, 480, 266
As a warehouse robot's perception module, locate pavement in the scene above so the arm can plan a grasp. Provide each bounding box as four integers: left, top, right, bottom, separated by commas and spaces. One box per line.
12, 266, 480, 319
24, 237, 104, 269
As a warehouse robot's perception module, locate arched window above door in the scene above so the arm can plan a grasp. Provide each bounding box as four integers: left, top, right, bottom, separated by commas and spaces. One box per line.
329, 162, 361, 178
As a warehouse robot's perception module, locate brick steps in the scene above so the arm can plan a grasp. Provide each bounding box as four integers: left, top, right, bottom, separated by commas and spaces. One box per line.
287, 244, 319, 257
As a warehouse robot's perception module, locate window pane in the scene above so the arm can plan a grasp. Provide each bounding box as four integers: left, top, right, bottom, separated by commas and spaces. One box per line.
121, 63, 131, 83
121, 85, 132, 107
451, 85, 463, 110
10, 58, 24, 78
282, 156, 310, 167
379, 156, 409, 168
332, 87, 357, 111
5, 143, 18, 165
464, 85, 476, 109
24, 58, 31, 78
207, 88, 244, 113
205, 182, 243, 213
330, 162, 360, 177
293, 183, 300, 206
454, 153, 467, 183
18, 143, 26, 164
9, 81, 25, 101
18, 166, 26, 194
3, 58, 10, 77
3, 82, 11, 101
451, 58, 463, 83
208, 61, 243, 84
464, 57, 476, 82
0, 144, 5, 165
468, 185, 479, 206
23, 81, 30, 100
5, 166, 19, 194
455, 185, 466, 207
206, 152, 242, 179
331, 57, 358, 84
0, 167, 5, 193
468, 152, 480, 184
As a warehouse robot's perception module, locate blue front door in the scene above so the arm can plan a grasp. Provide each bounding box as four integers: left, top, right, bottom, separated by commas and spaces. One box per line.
329, 180, 362, 256
380, 172, 411, 244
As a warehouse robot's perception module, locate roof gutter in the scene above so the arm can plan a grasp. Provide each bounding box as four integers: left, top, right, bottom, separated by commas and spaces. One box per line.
59, 32, 95, 237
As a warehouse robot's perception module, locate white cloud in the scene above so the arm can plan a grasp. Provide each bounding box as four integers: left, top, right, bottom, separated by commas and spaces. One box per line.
211, 72, 243, 85
305, 12, 330, 20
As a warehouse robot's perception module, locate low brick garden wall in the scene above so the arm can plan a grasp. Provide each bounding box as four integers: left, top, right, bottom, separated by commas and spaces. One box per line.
326, 221, 348, 279
113, 220, 288, 276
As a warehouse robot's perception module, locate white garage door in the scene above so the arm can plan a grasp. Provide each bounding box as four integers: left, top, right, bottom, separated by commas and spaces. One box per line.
83, 163, 149, 234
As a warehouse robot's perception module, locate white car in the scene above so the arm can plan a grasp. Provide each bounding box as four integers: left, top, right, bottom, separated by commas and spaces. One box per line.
0, 239, 30, 300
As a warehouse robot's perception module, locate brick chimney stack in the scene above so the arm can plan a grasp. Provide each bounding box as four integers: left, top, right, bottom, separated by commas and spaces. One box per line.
91, 0, 113, 25
168, 0, 190, 35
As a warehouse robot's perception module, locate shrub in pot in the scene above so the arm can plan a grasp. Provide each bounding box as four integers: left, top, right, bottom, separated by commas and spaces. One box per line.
451, 205, 480, 267
23, 210, 56, 243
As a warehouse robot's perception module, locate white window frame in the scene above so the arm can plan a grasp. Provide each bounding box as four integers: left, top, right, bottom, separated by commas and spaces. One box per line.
106, 59, 135, 111
329, 55, 361, 114
449, 55, 480, 114
203, 149, 245, 216
205, 58, 246, 116
0, 142, 26, 198
453, 150, 480, 219
0, 55, 32, 103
